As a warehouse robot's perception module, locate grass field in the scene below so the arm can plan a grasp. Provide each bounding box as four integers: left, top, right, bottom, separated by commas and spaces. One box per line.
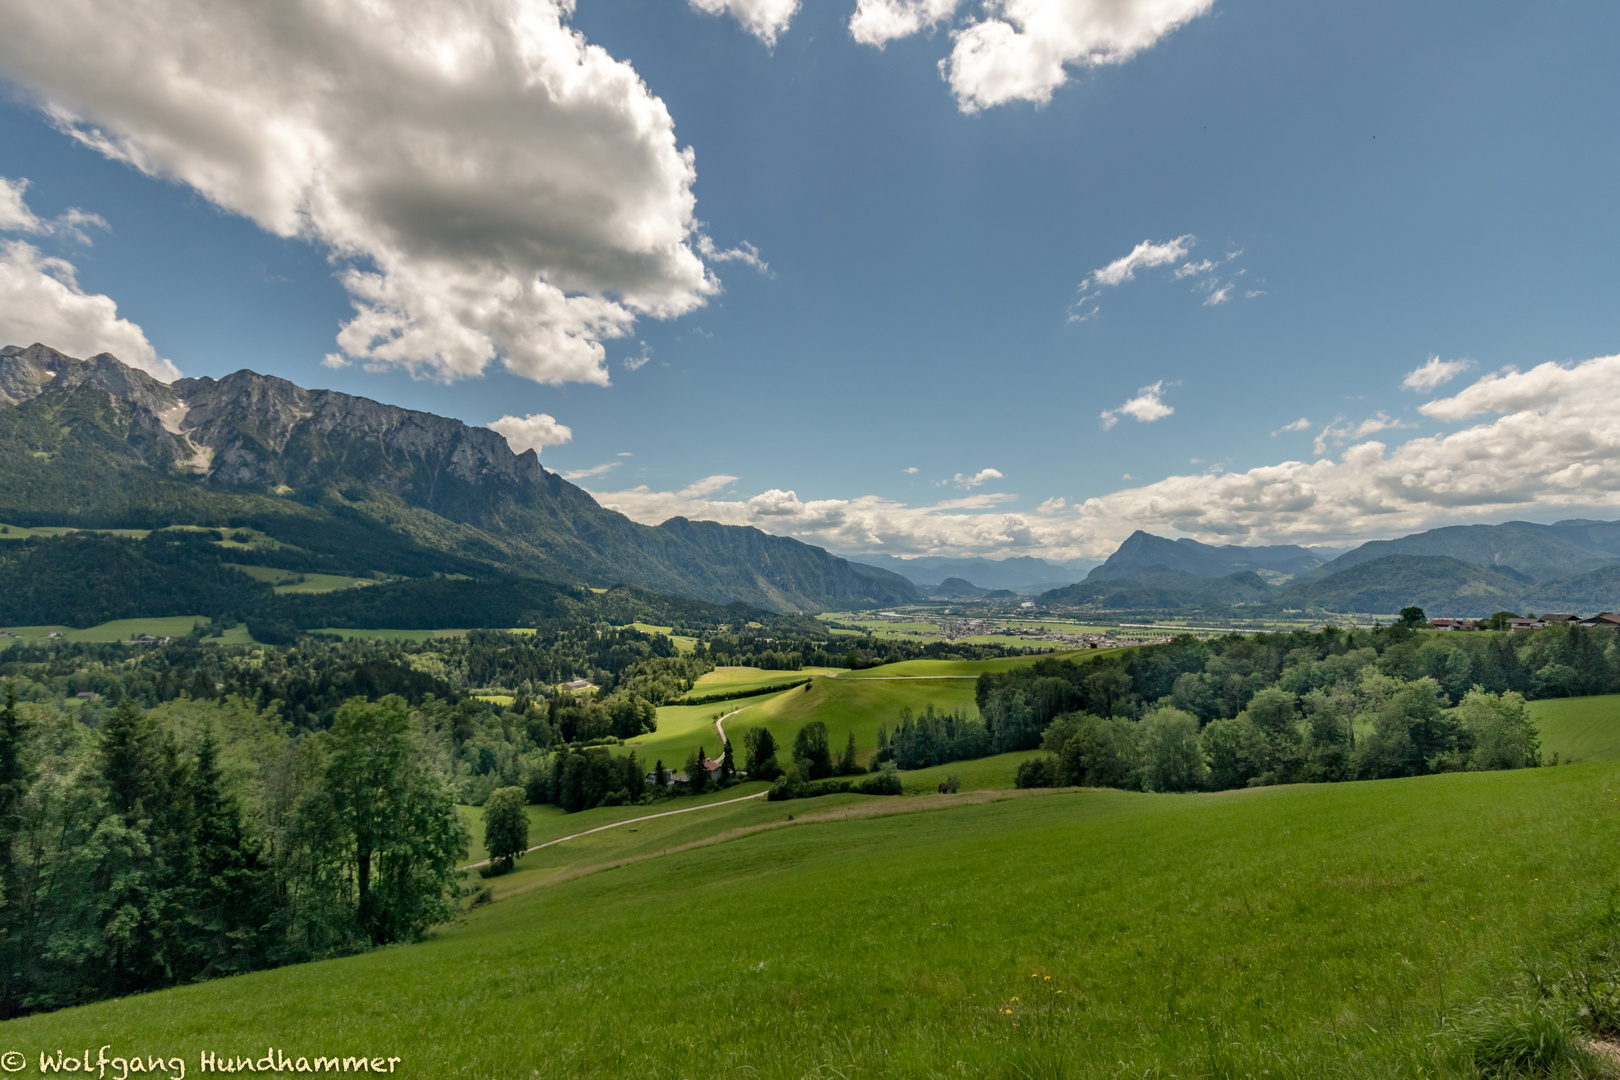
310, 628, 468, 642
899, 749, 1046, 793
623, 694, 791, 767
12, 762, 1620, 1078
1530, 693, 1620, 763
684, 665, 842, 697
622, 623, 698, 654
229, 565, 380, 594
0, 616, 258, 646
843, 649, 1111, 678
751, 674, 982, 765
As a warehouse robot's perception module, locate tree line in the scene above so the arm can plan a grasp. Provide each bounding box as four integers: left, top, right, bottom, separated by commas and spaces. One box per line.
0, 688, 465, 1017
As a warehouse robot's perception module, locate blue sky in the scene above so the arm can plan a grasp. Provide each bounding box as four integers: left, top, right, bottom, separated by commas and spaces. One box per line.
1, 0, 1617, 560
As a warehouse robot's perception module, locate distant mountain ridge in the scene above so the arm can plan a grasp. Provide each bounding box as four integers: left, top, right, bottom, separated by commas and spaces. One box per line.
1308, 520, 1620, 583
0, 343, 916, 613
1087, 530, 1345, 582
1040, 523, 1620, 617
839, 553, 1089, 592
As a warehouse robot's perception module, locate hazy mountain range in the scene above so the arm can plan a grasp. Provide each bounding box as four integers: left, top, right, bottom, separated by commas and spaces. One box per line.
1040, 525, 1620, 617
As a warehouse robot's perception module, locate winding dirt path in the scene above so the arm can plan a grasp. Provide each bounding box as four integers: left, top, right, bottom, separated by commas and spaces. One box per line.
462, 789, 769, 870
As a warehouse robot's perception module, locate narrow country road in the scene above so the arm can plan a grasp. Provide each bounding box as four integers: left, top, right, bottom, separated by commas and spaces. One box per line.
461, 789, 769, 870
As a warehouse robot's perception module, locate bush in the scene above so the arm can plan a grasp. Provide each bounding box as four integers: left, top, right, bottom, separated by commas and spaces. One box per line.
1015, 756, 1059, 789
855, 763, 902, 795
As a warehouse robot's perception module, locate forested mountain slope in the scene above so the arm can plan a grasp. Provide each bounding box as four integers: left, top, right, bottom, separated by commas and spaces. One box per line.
0, 343, 914, 612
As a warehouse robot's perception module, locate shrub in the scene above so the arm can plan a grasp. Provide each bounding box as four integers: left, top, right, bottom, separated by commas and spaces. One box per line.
1015, 756, 1059, 789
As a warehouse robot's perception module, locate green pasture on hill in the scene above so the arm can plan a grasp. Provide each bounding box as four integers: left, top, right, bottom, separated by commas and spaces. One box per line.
458, 782, 779, 874
624, 696, 779, 767
0, 616, 258, 647
308, 627, 466, 642
228, 565, 380, 594
684, 664, 842, 697
751, 674, 981, 765
14, 762, 1620, 1078
843, 648, 1109, 678
1529, 692, 1620, 762
899, 749, 1046, 793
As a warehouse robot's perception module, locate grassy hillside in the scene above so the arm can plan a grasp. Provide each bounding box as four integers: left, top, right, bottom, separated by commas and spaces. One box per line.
752, 674, 981, 764
1530, 693, 1620, 762
12, 763, 1620, 1078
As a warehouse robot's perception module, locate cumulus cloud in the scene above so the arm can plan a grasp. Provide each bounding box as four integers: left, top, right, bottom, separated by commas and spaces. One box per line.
849, 0, 963, 46
688, 0, 800, 45
1037, 496, 1066, 514
1070, 236, 1247, 321
951, 467, 1004, 489
1403, 355, 1475, 392
488, 412, 573, 455
1413, 360, 1587, 421
851, 0, 1214, 111
1272, 417, 1311, 435
0, 0, 742, 386
588, 352, 1620, 560
0, 240, 179, 382
904, 466, 920, 474
1100, 381, 1173, 429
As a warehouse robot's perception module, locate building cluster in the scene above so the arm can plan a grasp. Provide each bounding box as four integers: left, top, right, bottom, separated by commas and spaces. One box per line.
1429, 613, 1620, 631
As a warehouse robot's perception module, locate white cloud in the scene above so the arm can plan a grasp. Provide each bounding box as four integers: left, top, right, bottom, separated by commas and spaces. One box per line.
688, 0, 800, 46
904, 466, 920, 474
696, 235, 771, 275
0, 0, 738, 386
952, 467, 1004, 488
0, 178, 46, 234
488, 412, 573, 456
1086, 236, 1193, 289
680, 474, 739, 498
560, 461, 620, 480
1071, 236, 1249, 321
623, 342, 653, 372
1272, 417, 1311, 435
1403, 355, 1475, 392
915, 0, 1216, 112
616, 451, 634, 457
1311, 411, 1414, 456
0, 239, 178, 382
1037, 496, 1066, 514
850, 0, 963, 46
589, 352, 1620, 560
1100, 381, 1173, 429
1413, 362, 1585, 421
0, 177, 108, 244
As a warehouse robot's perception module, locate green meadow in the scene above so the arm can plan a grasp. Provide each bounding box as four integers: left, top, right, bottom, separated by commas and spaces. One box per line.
1528, 692, 1620, 762
0, 616, 258, 646
11, 763, 1620, 1079
684, 664, 841, 697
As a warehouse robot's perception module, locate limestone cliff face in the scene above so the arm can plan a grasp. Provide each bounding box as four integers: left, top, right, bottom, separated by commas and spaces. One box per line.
0, 343, 917, 611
